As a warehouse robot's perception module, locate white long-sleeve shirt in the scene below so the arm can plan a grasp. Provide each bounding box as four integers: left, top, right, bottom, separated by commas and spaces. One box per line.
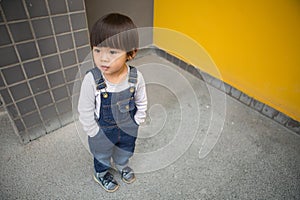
78, 65, 147, 137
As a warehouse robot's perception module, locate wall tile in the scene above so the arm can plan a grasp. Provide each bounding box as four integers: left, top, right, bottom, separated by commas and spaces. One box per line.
210, 77, 222, 89
32, 18, 53, 38
17, 42, 38, 61
38, 37, 57, 56
28, 124, 46, 140
17, 97, 36, 115
48, 0, 67, 15
61, 50, 76, 67
0, 89, 13, 104
66, 82, 74, 95
77, 46, 91, 63
0, 74, 4, 87
250, 99, 264, 111
52, 85, 68, 101
239, 93, 252, 105
0, 25, 11, 46
174, 55, 188, 71
70, 13, 87, 30
18, 130, 29, 143
22, 111, 42, 128
229, 87, 242, 99
79, 60, 93, 77
9, 22, 33, 42
52, 15, 71, 34
68, 80, 81, 95
71, 94, 79, 114
56, 33, 74, 51
219, 82, 231, 94
262, 105, 278, 118
1, 0, 27, 21
43, 55, 61, 73
29, 76, 49, 94
286, 119, 300, 134
0, 102, 4, 110
201, 72, 214, 84
25, 0, 48, 18
35, 92, 53, 107
40, 105, 58, 121
2, 65, 25, 85
274, 112, 289, 125
6, 104, 19, 119
59, 111, 73, 126
44, 117, 61, 133
23, 60, 44, 78
74, 30, 89, 47
9, 82, 31, 101
0, 46, 19, 67
68, 0, 84, 12
187, 65, 202, 80
155, 48, 166, 59
48, 71, 65, 87
64, 65, 78, 82
14, 119, 25, 132
56, 98, 72, 114
0, 10, 3, 22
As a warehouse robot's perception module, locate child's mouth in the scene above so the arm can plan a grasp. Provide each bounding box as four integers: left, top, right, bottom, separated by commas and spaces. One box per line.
101, 66, 109, 71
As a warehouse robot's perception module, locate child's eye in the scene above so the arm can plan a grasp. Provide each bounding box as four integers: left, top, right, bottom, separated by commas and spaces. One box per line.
110, 50, 119, 54
94, 49, 100, 53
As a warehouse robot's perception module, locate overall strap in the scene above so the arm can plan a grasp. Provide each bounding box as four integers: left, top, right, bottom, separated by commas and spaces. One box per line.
86, 67, 106, 90
87, 66, 138, 95
129, 66, 138, 84
128, 66, 138, 93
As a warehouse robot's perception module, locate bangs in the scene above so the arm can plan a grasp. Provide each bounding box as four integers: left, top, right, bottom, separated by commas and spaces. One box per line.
90, 13, 139, 52
97, 29, 139, 51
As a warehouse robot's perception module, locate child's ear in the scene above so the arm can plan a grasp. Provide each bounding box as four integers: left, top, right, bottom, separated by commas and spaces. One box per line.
127, 49, 137, 61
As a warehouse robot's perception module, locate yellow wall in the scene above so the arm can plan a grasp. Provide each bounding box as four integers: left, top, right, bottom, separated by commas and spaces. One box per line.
153, 0, 300, 121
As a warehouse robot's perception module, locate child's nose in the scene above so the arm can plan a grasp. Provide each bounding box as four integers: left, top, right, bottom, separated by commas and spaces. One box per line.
100, 52, 109, 62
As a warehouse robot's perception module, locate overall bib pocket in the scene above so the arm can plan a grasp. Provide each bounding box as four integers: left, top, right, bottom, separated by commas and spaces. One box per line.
101, 97, 136, 125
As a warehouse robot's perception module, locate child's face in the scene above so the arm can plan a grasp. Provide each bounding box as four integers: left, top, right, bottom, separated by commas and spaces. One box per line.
92, 46, 127, 75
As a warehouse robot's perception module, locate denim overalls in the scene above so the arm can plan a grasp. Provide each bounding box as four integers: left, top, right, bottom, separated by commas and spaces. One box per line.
87, 66, 139, 173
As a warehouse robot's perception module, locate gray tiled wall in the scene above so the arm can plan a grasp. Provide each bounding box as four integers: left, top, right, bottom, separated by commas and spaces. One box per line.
0, 0, 90, 143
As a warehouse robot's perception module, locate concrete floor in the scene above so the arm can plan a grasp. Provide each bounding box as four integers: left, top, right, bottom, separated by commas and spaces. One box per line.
1, 55, 299, 199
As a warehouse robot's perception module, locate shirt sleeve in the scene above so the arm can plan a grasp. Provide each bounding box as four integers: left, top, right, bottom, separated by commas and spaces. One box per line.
134, 71, 147, 125
78, 73, 99, 137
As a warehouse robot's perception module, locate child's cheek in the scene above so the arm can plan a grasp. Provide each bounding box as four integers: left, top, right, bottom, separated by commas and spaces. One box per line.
93, 55, 100, 67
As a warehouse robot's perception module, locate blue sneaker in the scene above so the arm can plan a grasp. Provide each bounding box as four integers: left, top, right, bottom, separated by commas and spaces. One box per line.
93, 171, 119, 192
120, 166, 136, 184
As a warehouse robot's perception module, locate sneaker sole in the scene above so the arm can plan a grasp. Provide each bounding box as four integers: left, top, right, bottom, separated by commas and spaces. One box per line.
93, 175, 119, 193
122, 175, 136, 184
112, 165, 136, 184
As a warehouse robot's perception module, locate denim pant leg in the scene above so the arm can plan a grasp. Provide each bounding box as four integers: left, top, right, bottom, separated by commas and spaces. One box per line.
88, 130, 114, 173
113, 125, 138, 166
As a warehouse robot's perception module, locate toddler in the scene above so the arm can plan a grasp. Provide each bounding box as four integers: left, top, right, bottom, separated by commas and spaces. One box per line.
78, 13, 147, 192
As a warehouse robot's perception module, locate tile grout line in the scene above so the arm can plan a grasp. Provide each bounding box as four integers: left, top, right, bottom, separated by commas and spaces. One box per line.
56, 0, 81, 125
0, 2, 29, 143
73, 0, 91, 81
0, 0, 92, 143
66, 0, 91, 117
1, 62, 81, 90
21, 0, 49, 141
0, 10, 85, 26
0, 44, 90, 71
65, 0, 77, 99
44, 0, 65, 129
0, 28, 89, 50
0, 73, 81, 105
